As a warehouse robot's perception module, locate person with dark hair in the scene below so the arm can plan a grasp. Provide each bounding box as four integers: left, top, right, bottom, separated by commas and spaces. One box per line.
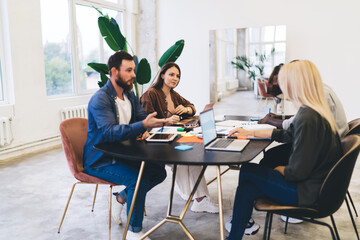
265, 63, 284, 97
83, 51, 172, 240
141, 62, 195, 122
140, 62, 219, 213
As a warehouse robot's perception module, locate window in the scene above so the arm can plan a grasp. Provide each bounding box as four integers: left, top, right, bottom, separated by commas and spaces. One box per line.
0, 4, 6, 103
216, 29, 237, 81
248, 25, 286, 77
40, 0, 128, 96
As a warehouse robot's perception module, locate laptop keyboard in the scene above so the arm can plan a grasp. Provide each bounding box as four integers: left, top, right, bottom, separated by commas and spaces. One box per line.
210, 139, 233, 148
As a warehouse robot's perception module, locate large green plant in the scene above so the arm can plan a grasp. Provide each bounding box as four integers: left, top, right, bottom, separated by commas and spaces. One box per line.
88, 9, 184, 98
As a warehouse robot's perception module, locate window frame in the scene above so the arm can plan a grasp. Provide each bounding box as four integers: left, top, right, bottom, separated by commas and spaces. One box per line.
44, 0, 133, 99
247, 25, 286, 78
0, 1, 8, 105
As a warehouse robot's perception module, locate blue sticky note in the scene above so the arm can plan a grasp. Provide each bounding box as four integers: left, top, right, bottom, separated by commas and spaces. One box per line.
174, 145, 193, 151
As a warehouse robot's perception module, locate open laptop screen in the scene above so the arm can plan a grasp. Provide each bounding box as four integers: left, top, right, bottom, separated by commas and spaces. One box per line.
199, 109, 217, 146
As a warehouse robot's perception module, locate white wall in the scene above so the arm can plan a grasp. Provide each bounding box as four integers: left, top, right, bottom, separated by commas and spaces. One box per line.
1, 0, 360, 159
157, 0, 360, 119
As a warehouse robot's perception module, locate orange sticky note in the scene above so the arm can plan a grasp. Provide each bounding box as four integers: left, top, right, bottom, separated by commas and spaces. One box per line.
237, 136, 247, 140
177, 136, 203, 143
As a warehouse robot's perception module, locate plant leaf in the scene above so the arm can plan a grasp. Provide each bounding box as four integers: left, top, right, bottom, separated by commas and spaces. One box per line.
135, 58, 151, 85
88, 62, 109, 75
158, 39, 185, 67
110, 18, 126, 50
98, 72, 109, 87
98, 16, 125, 51
93, 6, 104, 17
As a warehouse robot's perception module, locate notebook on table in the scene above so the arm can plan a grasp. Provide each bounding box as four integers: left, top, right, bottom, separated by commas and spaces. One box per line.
199, 108, 249, 152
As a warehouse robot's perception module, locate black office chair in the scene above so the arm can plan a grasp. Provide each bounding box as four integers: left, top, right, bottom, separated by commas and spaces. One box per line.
344, 118, 360, 218
346, 118, 360, 136
254, 135, 360, 240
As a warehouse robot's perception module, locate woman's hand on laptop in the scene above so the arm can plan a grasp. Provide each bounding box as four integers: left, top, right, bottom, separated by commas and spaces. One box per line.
228, 127, 251, 137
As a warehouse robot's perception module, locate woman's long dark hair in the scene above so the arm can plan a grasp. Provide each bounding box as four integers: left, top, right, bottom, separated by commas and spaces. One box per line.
151, 62, 181, 89
268, 63, 284, 84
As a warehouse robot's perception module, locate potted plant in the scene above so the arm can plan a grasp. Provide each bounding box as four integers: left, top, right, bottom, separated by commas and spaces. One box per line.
231, 48, 274, 96
88, 8, 184, 99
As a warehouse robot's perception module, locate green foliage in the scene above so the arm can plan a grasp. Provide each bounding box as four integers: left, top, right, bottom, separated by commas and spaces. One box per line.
136, 58, 151, 85
88, 63, 109, 87
45, 57, 72, 95
44, 43, 73, 95
231, 49, 274, 82
158, 40, 185, 67
88, 7, 184, 99
98, 16, 126, 51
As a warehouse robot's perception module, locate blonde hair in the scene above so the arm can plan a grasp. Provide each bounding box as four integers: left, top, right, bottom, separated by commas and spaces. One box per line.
278, 60, 338, 133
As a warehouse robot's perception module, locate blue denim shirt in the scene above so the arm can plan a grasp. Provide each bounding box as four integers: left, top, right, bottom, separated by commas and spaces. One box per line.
84, 80, 148, 168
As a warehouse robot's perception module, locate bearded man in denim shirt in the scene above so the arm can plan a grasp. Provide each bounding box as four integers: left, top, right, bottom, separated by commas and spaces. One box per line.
84, 51, 171, 240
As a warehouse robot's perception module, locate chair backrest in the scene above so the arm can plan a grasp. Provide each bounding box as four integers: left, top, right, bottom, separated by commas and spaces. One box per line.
59, 118, 88, 174
317, 135, 360, 216
345, 118, 360, 136
257, 79, 267, 97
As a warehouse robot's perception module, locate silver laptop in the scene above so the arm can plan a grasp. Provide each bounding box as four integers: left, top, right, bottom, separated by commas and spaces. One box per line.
199, 109, 249, 152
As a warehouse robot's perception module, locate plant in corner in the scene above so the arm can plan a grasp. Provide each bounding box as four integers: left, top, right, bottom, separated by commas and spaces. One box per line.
231, 48, 275, 83
88, 8, 185, 98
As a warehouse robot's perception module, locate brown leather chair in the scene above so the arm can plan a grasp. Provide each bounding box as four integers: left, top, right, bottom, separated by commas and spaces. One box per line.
58, 118, 121, 240
254, 135, 360, 240
257, 79, 276, 111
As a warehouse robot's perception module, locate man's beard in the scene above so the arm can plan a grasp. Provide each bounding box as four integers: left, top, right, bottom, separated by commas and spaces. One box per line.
115, 76, 133, 91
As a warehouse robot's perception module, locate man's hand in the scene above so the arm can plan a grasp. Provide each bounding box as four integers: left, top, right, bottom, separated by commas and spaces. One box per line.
258, 114, 284, 129
258, 115, 271, 124
175, 105, 190, 115
274, 166, 286, 176
140, 130, 150, 140
170, 115, 181, 123
142, 112, 172, 129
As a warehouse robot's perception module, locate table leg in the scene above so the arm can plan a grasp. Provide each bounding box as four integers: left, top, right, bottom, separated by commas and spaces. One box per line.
140, 165, 207, 240
122, 161, 146, 240
217, 166, 225, 240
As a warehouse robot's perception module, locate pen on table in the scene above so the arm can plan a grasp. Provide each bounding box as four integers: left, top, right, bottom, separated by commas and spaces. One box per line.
161, 110, 167, 132
268, 108, 271, 117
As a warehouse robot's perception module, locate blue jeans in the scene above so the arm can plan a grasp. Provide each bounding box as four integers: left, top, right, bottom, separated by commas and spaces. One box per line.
228, 163, 298, 240
84, 158, 166, 233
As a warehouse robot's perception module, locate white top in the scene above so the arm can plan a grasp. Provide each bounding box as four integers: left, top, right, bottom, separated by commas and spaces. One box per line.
115, 95, 132, 124
282, 83, 348, 136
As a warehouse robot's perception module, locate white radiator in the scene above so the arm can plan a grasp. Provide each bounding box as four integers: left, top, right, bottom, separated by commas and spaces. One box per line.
226, 80, 239, 90
60, 105, 88, 121
0, 117, 12, 147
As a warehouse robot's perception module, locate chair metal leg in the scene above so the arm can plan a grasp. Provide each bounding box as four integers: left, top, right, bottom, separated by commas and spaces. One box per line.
267, 213, 273, 240
262, 212, 270, 240
58, 182, 77, 233
92, 184, 99, 212
347, 190, 358, 217
108, 185, 112, 240
345, 196, 360, 240
284, 216, 289, 234
330, 215, 340, 240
